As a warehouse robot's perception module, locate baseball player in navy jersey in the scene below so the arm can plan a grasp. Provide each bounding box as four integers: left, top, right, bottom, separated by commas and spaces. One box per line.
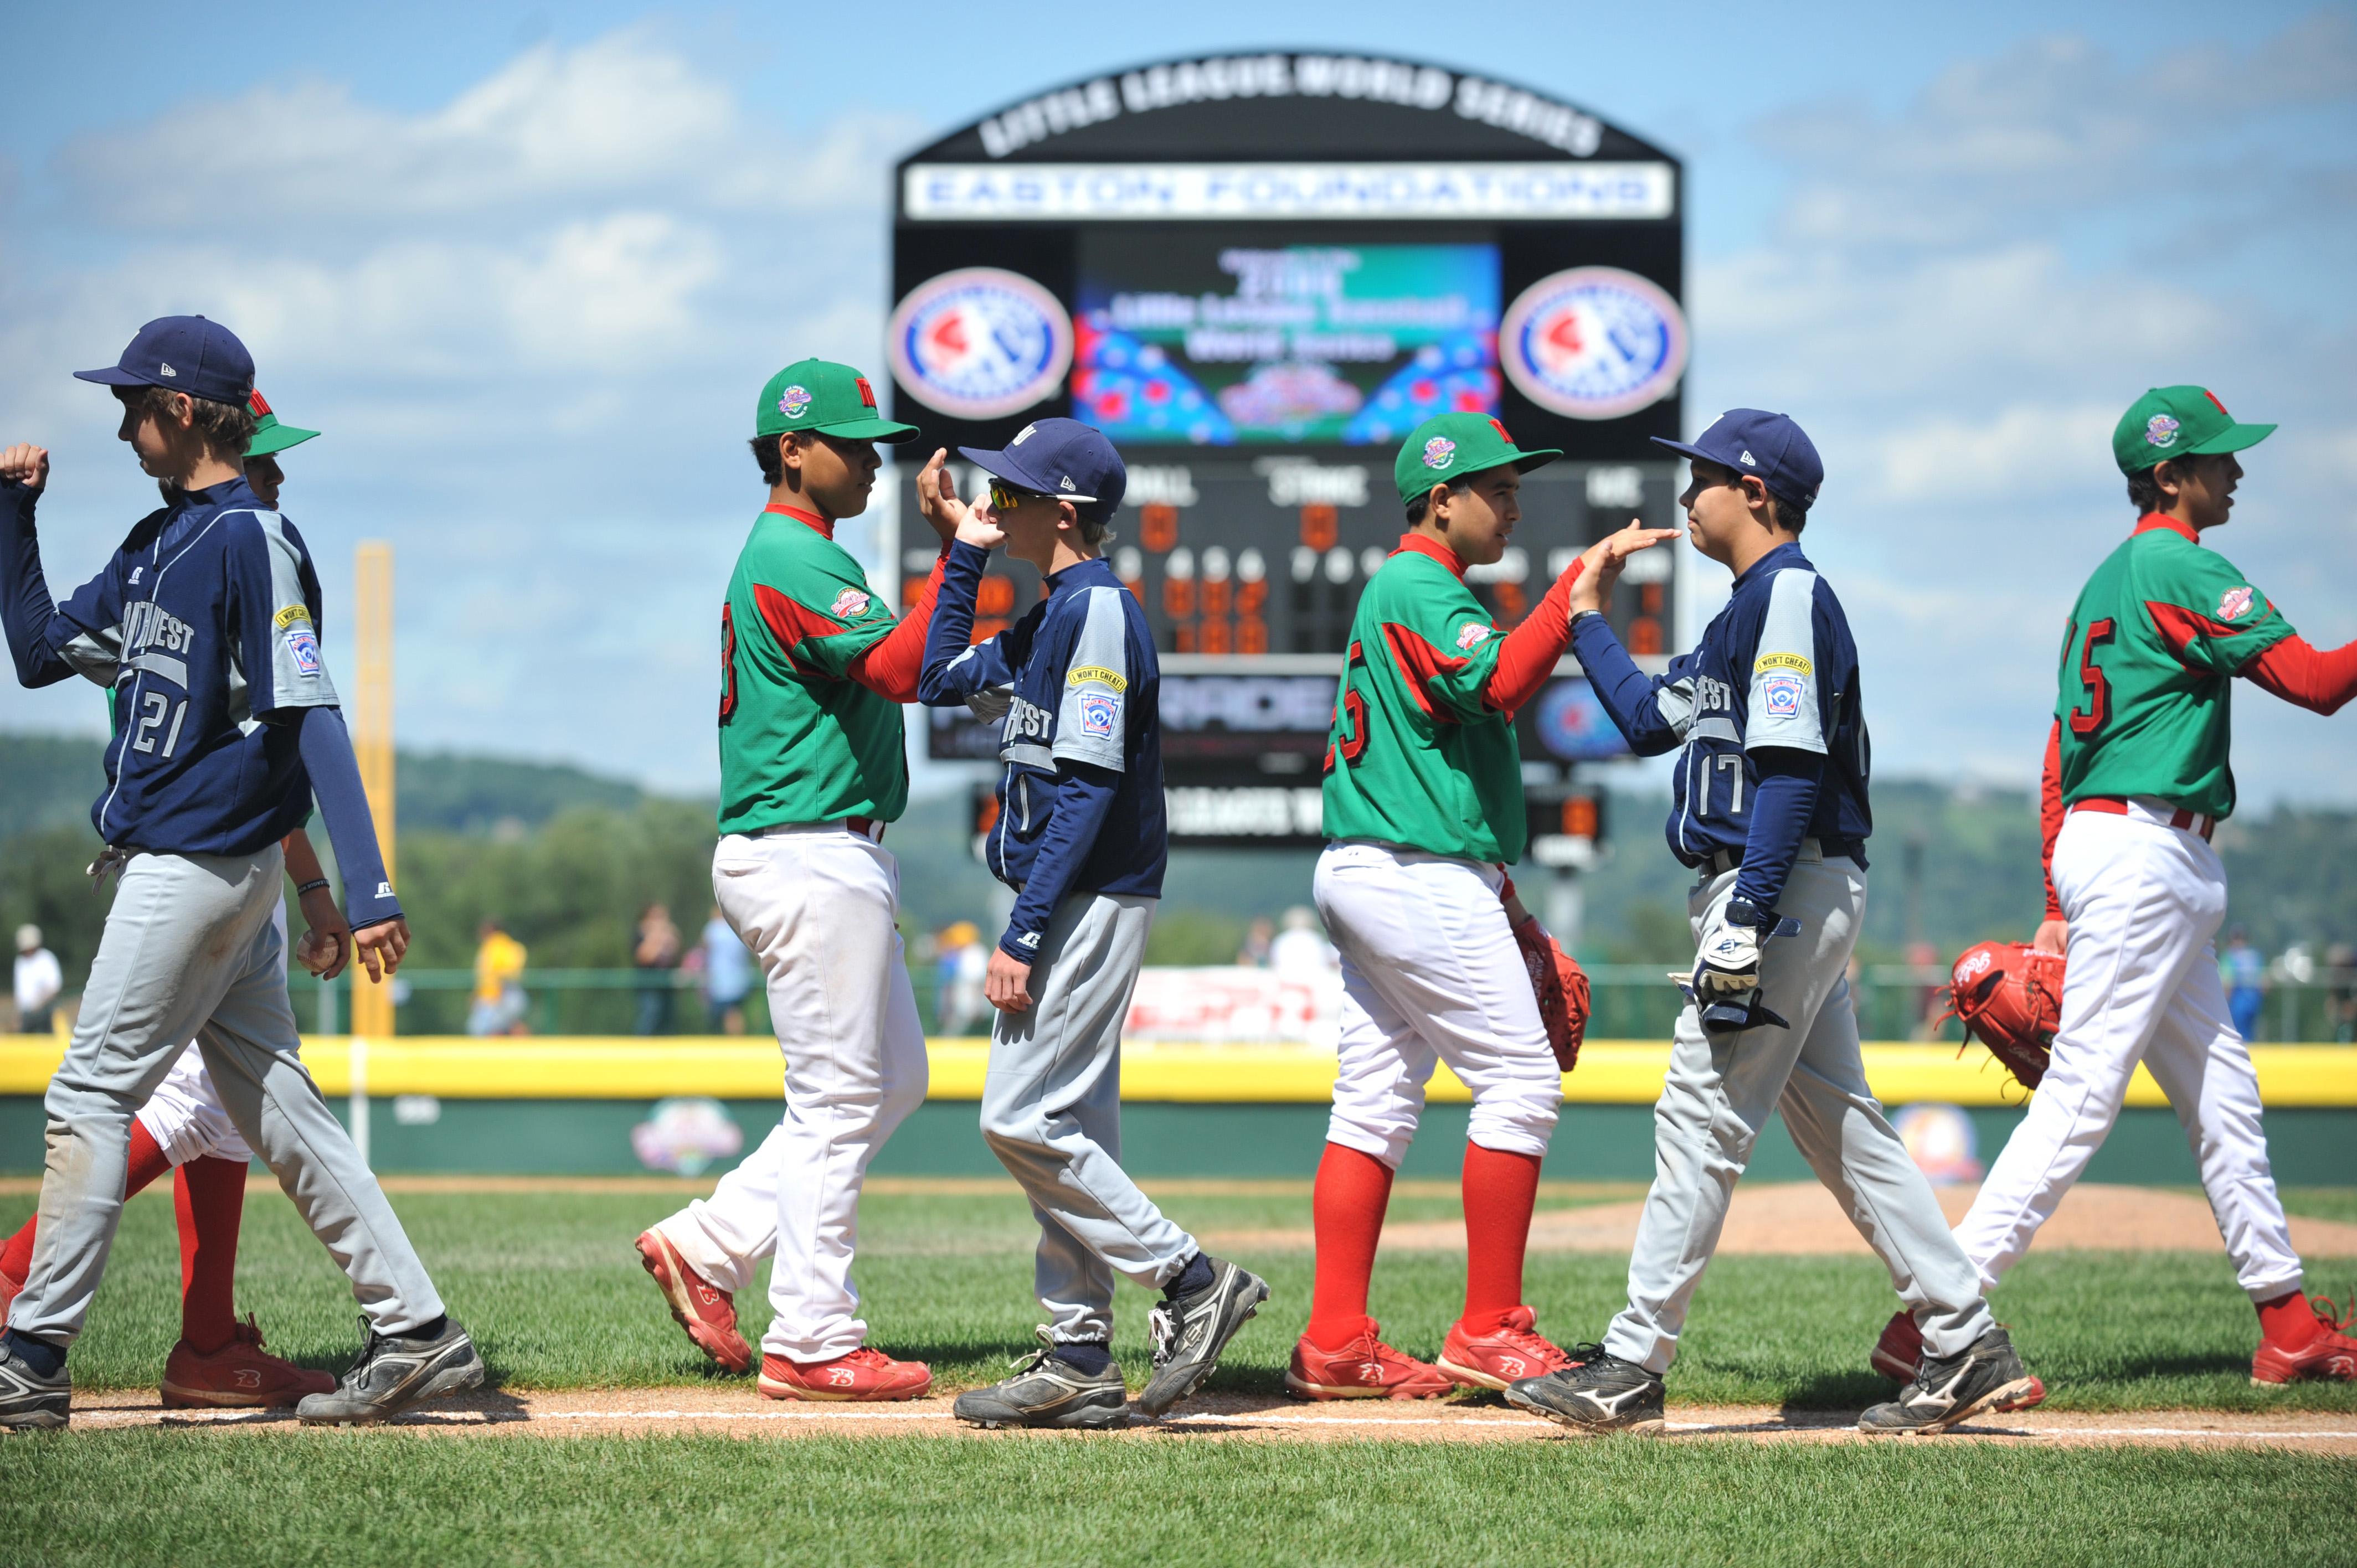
915, 420, 1268, 1426
1506, 410, 2038, 1436
0, 391, 353, 1411
0, 317, 478, 1429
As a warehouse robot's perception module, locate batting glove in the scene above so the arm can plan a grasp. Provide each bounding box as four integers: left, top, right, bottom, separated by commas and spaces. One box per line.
1695, 904, 1768, 1000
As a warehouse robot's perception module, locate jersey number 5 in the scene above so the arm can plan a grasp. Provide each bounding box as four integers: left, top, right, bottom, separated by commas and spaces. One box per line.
2068, 618, 2116, 736
1324, 639, 1370, 775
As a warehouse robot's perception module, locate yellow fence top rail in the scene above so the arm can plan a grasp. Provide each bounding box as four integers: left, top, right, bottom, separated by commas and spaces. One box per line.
4, 1036, 2355, 1107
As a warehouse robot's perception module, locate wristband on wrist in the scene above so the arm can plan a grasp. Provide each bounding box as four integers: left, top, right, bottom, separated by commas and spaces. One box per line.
1568, 608, 1602, 630
296, 878, 331, 896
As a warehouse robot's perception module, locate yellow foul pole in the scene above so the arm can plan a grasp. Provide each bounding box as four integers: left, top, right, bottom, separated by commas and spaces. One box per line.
351, 543, 396, 1044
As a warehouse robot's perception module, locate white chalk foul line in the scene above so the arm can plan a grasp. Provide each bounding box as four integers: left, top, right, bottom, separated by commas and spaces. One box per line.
66, 1404, 2357, 1441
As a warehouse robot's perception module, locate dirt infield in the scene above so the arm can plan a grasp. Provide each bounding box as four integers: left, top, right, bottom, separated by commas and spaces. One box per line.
58, 1386, 2357, 1451
1200, 1182, 2357, 1257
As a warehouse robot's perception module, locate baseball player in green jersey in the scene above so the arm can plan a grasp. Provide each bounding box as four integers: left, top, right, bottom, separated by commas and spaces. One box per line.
1290, 412, 1604, 1400
632, 358, 976, 1401
1873, 386, 2357, 1388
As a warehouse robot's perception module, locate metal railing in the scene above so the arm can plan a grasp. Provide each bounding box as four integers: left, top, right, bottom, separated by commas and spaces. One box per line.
284, 964, 2357, 1044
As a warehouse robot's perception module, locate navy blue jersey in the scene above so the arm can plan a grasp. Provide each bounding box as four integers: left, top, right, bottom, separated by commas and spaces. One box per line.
920, 543, 1165, 958
1573, 543, 1871, 873
12, 477, 333, 854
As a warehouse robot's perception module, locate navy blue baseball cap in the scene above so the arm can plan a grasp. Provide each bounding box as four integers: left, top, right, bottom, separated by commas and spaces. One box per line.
1653, 409, 1823, 506
74, 316, 255, 405
960, 418, 1126, 523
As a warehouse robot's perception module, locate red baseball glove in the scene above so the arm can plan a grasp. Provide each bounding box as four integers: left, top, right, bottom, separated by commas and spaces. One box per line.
1937, 940, 2065, 1090
1510, 914, 1591, 1071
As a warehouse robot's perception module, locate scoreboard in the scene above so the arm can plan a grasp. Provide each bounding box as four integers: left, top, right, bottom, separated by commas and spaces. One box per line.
887, 54, 1685, 854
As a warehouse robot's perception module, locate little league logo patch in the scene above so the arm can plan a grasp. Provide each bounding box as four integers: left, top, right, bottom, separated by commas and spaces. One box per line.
282, 628, 322, 677
2217, 586, 2255, 621
1761, 672, 1805, 720
778, 385, 814, 419
887, 267, 1073, 421
1455, 621, 1494, 651
830, 587, 872, 620
1078, 692, 1119, 739
1422, 436, 1458, 470
2145, 413, 2181, 448
1501, 266, 1690, 421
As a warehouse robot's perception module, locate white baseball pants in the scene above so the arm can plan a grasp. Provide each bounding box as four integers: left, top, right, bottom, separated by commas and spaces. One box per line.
132, 904, 289, 1169
1312, 842, 1562, 1167
1955, 806, 2303, 1302
655, 827, 927, 1362
1605, 855, 1995, 1372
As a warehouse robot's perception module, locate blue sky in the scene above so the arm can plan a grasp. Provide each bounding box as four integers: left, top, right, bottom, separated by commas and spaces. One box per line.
3, 2, 2351, 802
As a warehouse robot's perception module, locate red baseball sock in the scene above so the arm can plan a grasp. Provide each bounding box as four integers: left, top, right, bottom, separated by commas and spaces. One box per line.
2, 1120, 174, 1286
2257, 1290, 2320, 1349
1459, 1142, 1543, 1334
1306, 1143, 1394, 1347
176, 1157, 247, 1355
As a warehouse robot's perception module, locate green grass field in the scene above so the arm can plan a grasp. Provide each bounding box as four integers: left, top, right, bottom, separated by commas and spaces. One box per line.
4, 1180, 2353, 1567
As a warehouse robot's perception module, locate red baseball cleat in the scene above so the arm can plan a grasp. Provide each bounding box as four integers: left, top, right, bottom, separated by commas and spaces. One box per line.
2252, 1294, 2357, 1385
635, 1227, 753, 1374
160, 1316, 337, 1408
1871, 1309, 1922, 1383
758, 1347, 932, 1402
1285, 1321, 1453, 1400
1871, 1309, 2045, 1409
1436, 1306, 1576, 1391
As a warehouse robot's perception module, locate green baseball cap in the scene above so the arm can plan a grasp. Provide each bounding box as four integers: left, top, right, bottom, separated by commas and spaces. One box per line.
244, 388, 318, 458
1393, 411, 1562, 507
754, 359, 919, 443
2112, 386, 2274, 476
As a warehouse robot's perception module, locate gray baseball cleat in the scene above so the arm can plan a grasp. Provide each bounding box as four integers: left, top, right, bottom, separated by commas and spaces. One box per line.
953, 1328, 1130, 1430
1136, 1256, 1269, 1418
296, 1315, 485, 1427
1504, 1347, 1665, 1434
0, 1341, 70, 1431
1857, 1327, 2041, 1436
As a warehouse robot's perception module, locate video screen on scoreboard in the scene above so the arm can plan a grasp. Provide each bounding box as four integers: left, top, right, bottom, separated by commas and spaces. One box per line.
1073, 238, 1500, 446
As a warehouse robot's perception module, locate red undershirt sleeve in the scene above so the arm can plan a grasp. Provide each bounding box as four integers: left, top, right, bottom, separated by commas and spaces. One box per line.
2040, 717, 2065, 920
846, 546, 950, 703
2241, 633, 2357, 717
1481, 561, 1583, 718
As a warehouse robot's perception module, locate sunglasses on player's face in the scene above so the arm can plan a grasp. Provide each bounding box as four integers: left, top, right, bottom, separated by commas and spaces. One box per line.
989, 478, 1050, 512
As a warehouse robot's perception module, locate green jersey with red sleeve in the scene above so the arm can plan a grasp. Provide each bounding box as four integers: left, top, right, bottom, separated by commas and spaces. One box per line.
2055, 515, 2294, 820
717, 504, 940, 834
1320, 533, 1528, 863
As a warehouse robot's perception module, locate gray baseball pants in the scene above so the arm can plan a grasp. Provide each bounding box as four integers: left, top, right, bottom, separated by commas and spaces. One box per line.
1603, 852, 1995, 1373
8, 846, 444, 1346
980, 891, 1196, 1345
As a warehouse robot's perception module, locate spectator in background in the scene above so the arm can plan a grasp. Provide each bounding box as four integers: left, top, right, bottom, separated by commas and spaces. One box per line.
1269, 906, 1338, 983
2222, 927, 2265, 1042
13, 926, 61, 1036
701, 905, 753, 1036
934, 921, 989, 1036
634, 903, 683, 1036
468, 919, 530, 1037
2326, 943, 2357, 1044
1236, 917, 1275, 968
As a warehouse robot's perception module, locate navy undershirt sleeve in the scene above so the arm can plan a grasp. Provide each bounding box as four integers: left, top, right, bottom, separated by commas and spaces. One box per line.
0, 482, 76, 688
295, 706, 404, 927
1569, 613, 1685, 756
918, 540, 1014, 705
1000, 761, 1119, 963
1732, 746, 1824, 915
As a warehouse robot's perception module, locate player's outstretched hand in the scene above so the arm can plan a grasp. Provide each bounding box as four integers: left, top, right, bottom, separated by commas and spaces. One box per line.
1568, 519, 1681, 615
986, 947, 1034, 1013
296, 883, 353, 980
916, 448, 1007, 551
352, 916, 410, 982
2032, 918, 2067, 956
0, 444, 49, 494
